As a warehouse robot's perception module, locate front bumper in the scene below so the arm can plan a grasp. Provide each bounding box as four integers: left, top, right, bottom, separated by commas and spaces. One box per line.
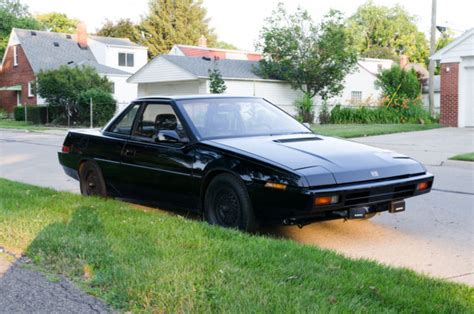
274, 173, 434, 225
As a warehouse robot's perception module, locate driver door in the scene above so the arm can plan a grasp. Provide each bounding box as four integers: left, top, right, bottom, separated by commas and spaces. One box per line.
120, 102, 196, 209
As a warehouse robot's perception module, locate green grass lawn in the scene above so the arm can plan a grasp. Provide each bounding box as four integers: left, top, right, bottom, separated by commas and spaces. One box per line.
312, 124, 442, 138
449, 152, 474, 162
0, 179, 472, 312
0, 119, 67, 131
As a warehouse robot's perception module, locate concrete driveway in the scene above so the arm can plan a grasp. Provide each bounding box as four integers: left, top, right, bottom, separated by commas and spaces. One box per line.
1, 127, 473, 286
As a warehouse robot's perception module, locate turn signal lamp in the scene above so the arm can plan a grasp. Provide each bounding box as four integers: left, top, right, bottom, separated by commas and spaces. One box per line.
314, 195, 339, 206
264, 182, 287, 190
416, 181, 430, 191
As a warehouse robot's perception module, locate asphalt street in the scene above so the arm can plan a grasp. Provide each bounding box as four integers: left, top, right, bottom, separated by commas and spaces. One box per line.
0, 127, 473, 291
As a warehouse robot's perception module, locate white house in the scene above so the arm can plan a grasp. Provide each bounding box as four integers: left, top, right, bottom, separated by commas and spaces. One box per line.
430, 28, 474, 127
0, 26, 148, 113
128, 51, 395, 117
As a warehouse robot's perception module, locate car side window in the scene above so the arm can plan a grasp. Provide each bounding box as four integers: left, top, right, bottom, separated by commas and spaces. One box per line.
133, 103, 187, 142
109, 104, 140, 135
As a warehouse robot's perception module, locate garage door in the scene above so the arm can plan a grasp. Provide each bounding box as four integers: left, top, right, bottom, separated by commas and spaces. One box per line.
465, 67, 474, 127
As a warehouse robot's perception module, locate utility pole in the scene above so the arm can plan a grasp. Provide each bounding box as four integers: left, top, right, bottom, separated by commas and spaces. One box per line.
90, 97, 93, 128
428, 0, 437, 116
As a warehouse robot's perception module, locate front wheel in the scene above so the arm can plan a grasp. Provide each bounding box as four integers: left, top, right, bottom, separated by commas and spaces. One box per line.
204, 174, 258, 232
79, 161, 108, 197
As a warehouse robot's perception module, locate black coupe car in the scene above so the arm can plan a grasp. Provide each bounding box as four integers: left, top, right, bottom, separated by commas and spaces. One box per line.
58, 95, 433, 231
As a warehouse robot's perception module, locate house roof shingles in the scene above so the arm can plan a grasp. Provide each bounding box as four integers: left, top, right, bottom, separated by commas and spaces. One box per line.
13, 28, 136, 75
161, 55, 262, 80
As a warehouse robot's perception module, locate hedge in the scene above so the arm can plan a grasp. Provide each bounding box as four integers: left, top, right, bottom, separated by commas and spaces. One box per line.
13, 106, 48, 124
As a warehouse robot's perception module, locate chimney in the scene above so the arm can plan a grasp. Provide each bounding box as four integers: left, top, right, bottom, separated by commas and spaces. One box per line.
76, 22, 88, 49
399, 55, 409, 69
198, 35, 207, 48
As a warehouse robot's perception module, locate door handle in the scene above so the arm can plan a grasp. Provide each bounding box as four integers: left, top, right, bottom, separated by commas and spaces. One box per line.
123, 149, 136, 157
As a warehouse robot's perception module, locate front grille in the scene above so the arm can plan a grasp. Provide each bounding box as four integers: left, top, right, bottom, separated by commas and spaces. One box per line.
344, 183, 417, 207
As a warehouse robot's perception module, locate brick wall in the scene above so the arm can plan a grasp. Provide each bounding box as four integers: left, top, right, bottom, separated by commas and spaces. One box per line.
0, 45, 37, 113
439, 63, 459, 127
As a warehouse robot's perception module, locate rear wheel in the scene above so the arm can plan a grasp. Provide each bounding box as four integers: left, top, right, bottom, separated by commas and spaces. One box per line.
204, 174, 258, 232
79, 161, 107, 197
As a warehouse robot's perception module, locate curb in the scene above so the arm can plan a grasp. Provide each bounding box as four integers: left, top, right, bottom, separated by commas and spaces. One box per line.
442, 159, 474, 170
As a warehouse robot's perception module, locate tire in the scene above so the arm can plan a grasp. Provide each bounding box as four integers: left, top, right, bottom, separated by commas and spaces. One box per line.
79, 161, 108, 197
204, 173, 258, 232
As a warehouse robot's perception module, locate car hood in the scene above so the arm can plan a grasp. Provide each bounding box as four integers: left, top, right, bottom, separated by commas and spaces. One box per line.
204, 134, 426, 185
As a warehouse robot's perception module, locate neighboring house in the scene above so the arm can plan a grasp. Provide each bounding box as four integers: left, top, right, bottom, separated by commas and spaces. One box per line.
0, 26, 148, 113
430, 28, 474, 127
169, 40, 262, 61
128, 53, 395, 116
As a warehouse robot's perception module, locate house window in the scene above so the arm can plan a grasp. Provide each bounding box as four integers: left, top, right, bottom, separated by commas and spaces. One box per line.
111, 82, 115, 94
118, 53, 134, 67
13, 46, 18, 66
351, 91, 362, 103
28, 81, 35, 97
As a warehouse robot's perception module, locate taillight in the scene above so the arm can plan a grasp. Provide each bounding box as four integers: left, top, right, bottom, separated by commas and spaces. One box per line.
62, 145, 71, 153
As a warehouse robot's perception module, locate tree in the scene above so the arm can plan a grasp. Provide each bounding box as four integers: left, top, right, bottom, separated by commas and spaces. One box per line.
35, 12, 78, 33
375, 65, 421, 107
0, 0, 41, 57
37, 65, 114, 125
214, 40, 237, 50
140, 0, 217, 57
434, 30, 455, 74
347, 1, 429, 64
96, 18, 141, 43
208, 68, 226, 94
257, 4, 357, 100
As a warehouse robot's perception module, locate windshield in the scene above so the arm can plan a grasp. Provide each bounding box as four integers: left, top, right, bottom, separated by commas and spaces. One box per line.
177, 98, 311, 139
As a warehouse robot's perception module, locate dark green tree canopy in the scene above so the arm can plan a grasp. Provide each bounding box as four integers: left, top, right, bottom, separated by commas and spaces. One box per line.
96, 18, 141, 43
140, 0, 217, 57
347, 1, 428, 64
257, 4, 357, 99
0, 0, 41, 57
35, 12, 79, 33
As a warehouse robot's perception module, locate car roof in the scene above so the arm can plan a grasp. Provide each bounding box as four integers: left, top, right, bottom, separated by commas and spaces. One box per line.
134, 94, 263, 102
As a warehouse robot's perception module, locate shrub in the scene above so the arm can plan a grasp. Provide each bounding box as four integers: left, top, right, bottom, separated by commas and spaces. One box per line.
77, 89, 116, 126
294, 93, 315, 123
13, 106, 48, 124
318, 101, 331, 124
0, 108, 8, 119
375, 65, 421, 108
330, 101, 435, 125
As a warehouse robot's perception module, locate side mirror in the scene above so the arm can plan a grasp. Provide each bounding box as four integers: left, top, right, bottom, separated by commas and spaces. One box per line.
156, 130, 189, 143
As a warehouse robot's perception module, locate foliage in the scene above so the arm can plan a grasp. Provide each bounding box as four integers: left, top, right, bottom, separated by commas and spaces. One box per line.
375, 65, 421, 108
0, 107, 7, 119
13, 106, 47, 124
0, 0, 41, 57
214, 40, 237, 50
140, 0, 217, 57
330, 102, 436, 125
312, 123, 442, 138
257, 4, 357, 100
1, 178, 472, 312
434, 30, 455, 75
208, 68, 226, 94
318, 101, 331, 124
294, 93, 315, 123
347, 1, 429, 64
36, 65, 113, 125
96, 18, 141, 43
77, 89, 116, 126
35, 12, 78, 33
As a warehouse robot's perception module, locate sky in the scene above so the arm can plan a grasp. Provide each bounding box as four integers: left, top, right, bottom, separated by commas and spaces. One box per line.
22, 0, 474, 51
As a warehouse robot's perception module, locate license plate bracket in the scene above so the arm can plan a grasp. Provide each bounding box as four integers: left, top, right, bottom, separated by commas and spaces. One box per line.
389, 200, 406, 213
